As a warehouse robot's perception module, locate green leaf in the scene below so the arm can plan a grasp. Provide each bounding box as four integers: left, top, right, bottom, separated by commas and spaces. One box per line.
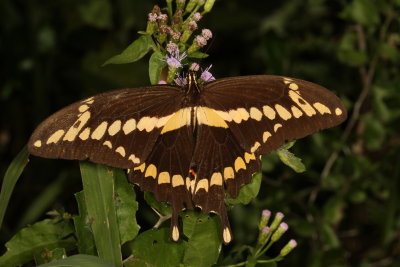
182, 211, 222, 267
113, 169, 140, 244
341, 0, 380, 26
149, 51, 167, 85
187, 51, 209, 59
276, 147, 306, 173
73, 191, 97, 256
34, 247, 67, 265
128, 228, 186, 267
78, 0, 112, 29
225, 173, 262, 205
337, 30, 368, 66
79, 162, 122, 267
103, 35, 154, 66
0, 218, 76, 267
323, 197, 345, 225
320, 223, 340, 248
0, 145, 29, 230
39, 254, 114, 267
144, 192, 172, 216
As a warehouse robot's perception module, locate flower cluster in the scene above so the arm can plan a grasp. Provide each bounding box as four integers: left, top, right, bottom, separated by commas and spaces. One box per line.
144, 0, 216, 83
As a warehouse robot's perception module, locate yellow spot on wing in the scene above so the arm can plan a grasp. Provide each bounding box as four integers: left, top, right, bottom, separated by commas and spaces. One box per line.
244, 152, 256, 163
196, 107, 228, 128
137, 116, 157, 132
78, 104, 89, 113
313, 102, 331, 115
263, 131, 272, 142
275, 104, 292, 120
289, 83, 299, 90
223, 167, 234, 180
250, 107, 263, 121
263, 105, 276, 120
195, 179, 209, 193
47, 129, 65, 144
134, 163, 146, 172
229, 109, 241, 123
215, 110, 232, 122
108, 120, 121, 136
161, 108, 191, 134
158, 172, 170, 184
91, 121, 108, 140
34, 140, 42, 147
79, 127, 90, 140
223, 227, 232, 243
335, 108, 343, 116
291, 106, 303, 118
237, 108, 249, 121
63, 111, 91, 142
83, 97, 94, 104
156, 114, 173, 128
250, 141, 261, 153
289, 90, 316, 117
123, 119, 136, 134
103, 140, 112, 149
274, 123, 282, 132
115, 146, 126, 157
128, 154, 140, 164
210, 172, 223, 186
145, 164, 157, 178
234, 157, 246, 172
172, 175, 184, 187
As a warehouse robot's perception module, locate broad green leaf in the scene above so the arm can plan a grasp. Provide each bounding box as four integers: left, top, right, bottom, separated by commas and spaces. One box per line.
113, 169, 140, 244
182, 211, 222, 267
39, 254, 114, 267
144, 192, 172, 216
0, 145, 29, 230
225, 173, 262, 205
337, 31, 368, 66
73, 191, 97, 256
103, 35, 154, 66
276, 147, 306, 173
149, 51, 166, 84
78, 0, 112, 29
79, 162, 122, 267
34, 247, 66, 265
128, 228, 186, 267
187, 51, 209, 59
320, 223, 340, 248
0, 218, 76, 267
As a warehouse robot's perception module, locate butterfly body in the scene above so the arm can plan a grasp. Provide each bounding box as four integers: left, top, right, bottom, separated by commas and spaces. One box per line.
28, 75, 346, 244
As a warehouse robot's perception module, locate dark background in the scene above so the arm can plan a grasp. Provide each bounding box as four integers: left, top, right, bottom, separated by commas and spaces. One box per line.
1, 0, 399, 266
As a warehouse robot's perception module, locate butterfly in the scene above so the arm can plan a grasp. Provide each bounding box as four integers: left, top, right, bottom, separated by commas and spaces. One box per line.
28, 73, 347, 244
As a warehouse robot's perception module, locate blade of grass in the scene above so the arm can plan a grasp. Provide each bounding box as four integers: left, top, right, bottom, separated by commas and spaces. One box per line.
0, 145, 30, 230
79, 162, 122, 267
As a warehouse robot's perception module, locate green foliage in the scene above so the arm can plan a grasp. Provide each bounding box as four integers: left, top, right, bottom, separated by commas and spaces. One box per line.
1, 0, 400, 266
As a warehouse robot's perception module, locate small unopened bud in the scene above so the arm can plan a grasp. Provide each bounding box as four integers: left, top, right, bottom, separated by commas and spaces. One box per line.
279, 239, 297, 257
148, 13, 157, 22
187, 35, 206, 54
166, 42, 179, 54
176, 0, 186, 10
192, 12, 202, 22
188, 21, 198, 31
158, 80, 167, 84
185, 0, 197, 13
269, 212, 284, 232
259, 209, 271, 230
157, 14, 168, 24
197, 0, 205, 6
171, 31, 181, 41
257, 226, 271, 244
204, 0, 216, 13
201, 29, 212, 40
271, 222, 288, 242
190, 63, 200, 71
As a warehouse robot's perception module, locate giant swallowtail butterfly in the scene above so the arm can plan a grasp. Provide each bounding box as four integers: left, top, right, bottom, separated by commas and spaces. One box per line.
28, 74, 346, 244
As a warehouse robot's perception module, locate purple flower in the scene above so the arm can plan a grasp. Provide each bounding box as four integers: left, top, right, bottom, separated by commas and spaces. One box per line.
200, 65, 215, 82
174, 75, 187, 87
166, 49, 187, 69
